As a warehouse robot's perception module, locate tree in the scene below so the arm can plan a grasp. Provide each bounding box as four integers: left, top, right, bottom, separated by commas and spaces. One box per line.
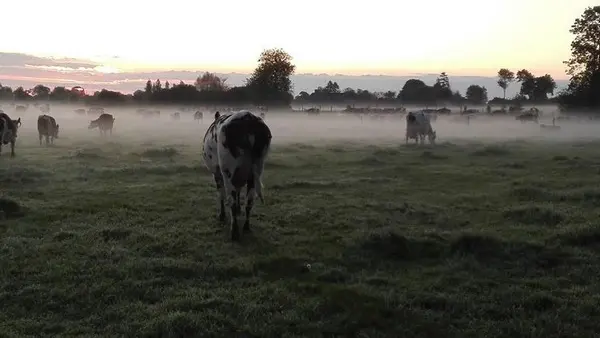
195, 72, 228, 91
516, 69, 535, 99
383, 91, 396, 100
13, 87, 30, 100
152, 79, 162, 92
324, 81, 340, 94
465, 85, 488, 104
0, 84, 13, 100
32, 84, 51, 100
398, 79, 434, 103
433, 72, 452, 101
532, 74, 557, 101
49, 86, 71, 101
145, 80, 152, 94
165, 81, 170, 90
515, 69, 557, 101
561, 6, 600, 107
295, 91, 310, 101
246, 48, 296, 105
497, 68, 515, 99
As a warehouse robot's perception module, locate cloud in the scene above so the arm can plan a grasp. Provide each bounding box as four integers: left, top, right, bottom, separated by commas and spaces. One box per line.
0, 52, 99, 69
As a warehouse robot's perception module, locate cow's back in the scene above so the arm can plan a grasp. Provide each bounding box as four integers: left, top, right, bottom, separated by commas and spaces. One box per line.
218, 111, 272, 163
98, 113, 114, 130
202, 113, 232, 172
37, 115, 56, 135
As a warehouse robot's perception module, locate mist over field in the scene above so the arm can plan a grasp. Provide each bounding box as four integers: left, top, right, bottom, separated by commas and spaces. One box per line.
2, 102, 598, 148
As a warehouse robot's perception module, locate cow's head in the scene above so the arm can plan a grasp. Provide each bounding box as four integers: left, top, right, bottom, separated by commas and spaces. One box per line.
88, 120, 99, 129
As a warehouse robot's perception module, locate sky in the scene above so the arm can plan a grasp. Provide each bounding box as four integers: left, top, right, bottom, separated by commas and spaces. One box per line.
0, 0, 596, 94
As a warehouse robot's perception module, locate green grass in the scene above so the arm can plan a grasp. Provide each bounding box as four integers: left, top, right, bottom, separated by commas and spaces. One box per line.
2, 132, 600, 337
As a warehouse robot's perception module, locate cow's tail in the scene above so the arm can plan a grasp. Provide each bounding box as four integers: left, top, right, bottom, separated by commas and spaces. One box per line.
251, 117, 272, 204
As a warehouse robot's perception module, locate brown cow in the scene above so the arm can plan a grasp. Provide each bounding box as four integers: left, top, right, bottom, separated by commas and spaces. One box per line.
37, 114, 59, 146
89, 113, 115, 136
0, 112, 20, 157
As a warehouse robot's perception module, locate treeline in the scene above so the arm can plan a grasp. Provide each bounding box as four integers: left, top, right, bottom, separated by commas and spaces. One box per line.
0, 70, 554, 107
0, 6, 599, 110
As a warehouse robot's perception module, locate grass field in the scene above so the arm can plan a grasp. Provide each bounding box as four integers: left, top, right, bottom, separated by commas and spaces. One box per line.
2, 127, 600, 337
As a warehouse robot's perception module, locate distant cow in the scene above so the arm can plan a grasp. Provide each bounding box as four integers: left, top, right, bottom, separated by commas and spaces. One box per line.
40, 103, 50, 113
515, 112, 539, 123
202, 110, 272, 241
137, 109, 160, 118
194, 111, 203, 122
260, 112, 266, 120
88, 107, 105, 115
37, 114, 59, 146
89, 113, 115, 136
74, 108, 86, 115
0, 113, 20, 157
15, 105, 27, 113
406, 111, 436, 145
171, 112, 181, 120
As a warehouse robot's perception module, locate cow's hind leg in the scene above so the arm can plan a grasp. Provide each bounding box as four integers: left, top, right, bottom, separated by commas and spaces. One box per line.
39, 134, 42, 146
213, 171, 226, 223
230, 189, 241, 241
244, 173, 256, 232
10, 140, 15, 157
45, 135, 50, 146
223, 178, 241, 241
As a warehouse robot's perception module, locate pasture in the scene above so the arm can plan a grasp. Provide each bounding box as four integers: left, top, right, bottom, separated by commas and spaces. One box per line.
1, 107, 600, 337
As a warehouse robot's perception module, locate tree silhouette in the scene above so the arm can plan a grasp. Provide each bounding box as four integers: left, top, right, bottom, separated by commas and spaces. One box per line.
497, 68, 515, 99
246, 48, 296, 105
466, 85, 488, 104
561, 6, 600, 107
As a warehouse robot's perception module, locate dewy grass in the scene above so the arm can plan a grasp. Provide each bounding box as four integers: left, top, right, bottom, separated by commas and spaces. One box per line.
2, 132, 600, 337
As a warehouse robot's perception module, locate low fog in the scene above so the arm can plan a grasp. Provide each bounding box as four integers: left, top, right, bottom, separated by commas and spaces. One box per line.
2, 103, 600, 149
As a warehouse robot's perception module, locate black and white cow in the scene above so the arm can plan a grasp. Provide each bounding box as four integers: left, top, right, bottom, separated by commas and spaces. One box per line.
194, 111, 203, 123
202, 110, 272, 241
37, 114, 59, 146
89, 113, 115, 136
0, 112, 20, 157
406, 111, 436, 145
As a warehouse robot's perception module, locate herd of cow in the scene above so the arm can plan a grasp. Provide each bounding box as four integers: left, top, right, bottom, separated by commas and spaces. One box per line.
0, 101, 562, 240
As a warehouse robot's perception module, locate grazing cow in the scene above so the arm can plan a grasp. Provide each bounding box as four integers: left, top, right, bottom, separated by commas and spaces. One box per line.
88, 113, 115, 136
406, 111, 436, 145
515, 112, 539, 123
202, 110, 272, 241
37, 114, 59, 146
305, 107, 320, 115
171, 112, 181, 120
0, 113, 20, 157
194, 111, 203, 123
88, 107, 105, 115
